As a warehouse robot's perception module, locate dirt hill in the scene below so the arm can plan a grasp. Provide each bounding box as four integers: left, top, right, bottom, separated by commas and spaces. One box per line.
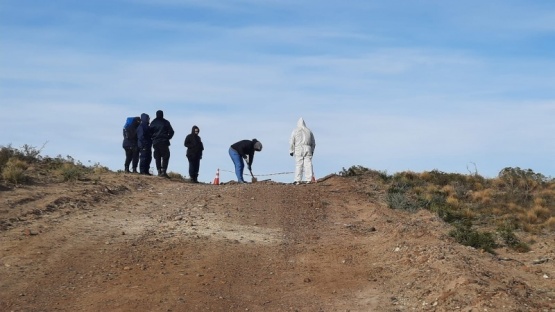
1, 170, 553, 311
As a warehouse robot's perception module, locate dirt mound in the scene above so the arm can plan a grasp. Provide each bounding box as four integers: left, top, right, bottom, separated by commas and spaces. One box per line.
1, 172, 553, 311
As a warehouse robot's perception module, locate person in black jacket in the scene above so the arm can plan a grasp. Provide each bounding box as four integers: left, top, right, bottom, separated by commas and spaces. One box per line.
184, 125, 204, 183
228, 139, 262, 183
122, 116, 141, 173
137, 113, 153, 175
150, 110, 175, 178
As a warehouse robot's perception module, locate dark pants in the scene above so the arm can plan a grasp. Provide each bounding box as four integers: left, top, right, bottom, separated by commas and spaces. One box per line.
187, 155, 201, 182
153, 143, 170, 173
123, 146, 139, 171
139, 146, 152, 174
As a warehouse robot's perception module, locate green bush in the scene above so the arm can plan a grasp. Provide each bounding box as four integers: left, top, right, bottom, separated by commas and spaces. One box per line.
497, 224, 531, 253
386, 191, 421, 212
449, 224, 497, 254
59, 163, 84, 181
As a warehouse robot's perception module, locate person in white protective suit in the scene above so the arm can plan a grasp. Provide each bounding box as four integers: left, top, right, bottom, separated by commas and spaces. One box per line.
289, 117, 316, 184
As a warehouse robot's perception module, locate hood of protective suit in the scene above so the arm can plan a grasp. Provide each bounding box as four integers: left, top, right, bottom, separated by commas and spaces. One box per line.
290, 117, 315, 156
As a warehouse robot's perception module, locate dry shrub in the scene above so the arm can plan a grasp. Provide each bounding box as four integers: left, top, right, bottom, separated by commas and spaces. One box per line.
2, 158, 28, 184
472, 181, 485, 191
471, 189, 494, 205
441, 185, 456, 197
58, 163, 83, 181
491, 178, 505, 188
506, 203, 521, 214
530, 206, 552, 222
461, 208, 476, 220
491, 206, 504, 215
446, 195, 460, 206
412, 186, 425, 196
545, 217, 555, 230
92, 164, 109, 174
525, 210, 538, 224
167, 171, 184, 180
424, 184, 439, 194
520, 222, 533, 233
533, 197, 546, 206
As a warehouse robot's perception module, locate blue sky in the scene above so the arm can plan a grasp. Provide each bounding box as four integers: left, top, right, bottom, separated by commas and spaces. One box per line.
1, 0, 554, 183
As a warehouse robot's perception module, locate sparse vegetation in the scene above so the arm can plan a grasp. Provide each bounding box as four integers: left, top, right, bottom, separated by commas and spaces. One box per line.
497, 223, 531, 253
167, 171, 185, 180
1, 157, 29, 184
58, 162, 85, 182
2, 146, 553, 255
341, 165, 554, 253
449, 223, 497, 254
0, 144, 108, 184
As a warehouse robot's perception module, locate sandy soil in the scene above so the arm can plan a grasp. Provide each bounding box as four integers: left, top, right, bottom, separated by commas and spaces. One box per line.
0, 171, 554, 311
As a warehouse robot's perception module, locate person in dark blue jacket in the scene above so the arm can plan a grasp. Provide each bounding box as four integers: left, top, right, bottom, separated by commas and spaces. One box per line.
150, 110, 174, 178
137, 113, 153, 175
122, 116, 141, 173
184, 125, 204, 183
229, 139, 262, 183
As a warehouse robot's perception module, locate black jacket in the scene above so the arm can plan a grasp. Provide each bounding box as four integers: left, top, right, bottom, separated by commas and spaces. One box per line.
184, 126, 204, 158
137, 113, 152, 149
150, 117, 174, 147
230, 139, 259, 166
122, 117, 140, 149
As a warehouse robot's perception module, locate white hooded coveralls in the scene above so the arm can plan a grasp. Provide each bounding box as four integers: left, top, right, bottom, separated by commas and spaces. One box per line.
289, 118, 316, 182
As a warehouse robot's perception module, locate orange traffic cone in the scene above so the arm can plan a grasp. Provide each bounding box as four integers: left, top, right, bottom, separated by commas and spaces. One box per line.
213, 169, 220, 185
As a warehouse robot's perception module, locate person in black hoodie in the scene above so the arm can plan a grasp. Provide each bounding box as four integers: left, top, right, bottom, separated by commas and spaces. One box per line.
122, 116, 141, 173
184, 125, 204, 183
150, 110, 175, 178
228, 139, 262, 183
137, 113, 153, 175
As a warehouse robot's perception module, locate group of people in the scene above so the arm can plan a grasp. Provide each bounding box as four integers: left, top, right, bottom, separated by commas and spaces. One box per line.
122, 112, 316, 184
122, 110, 179, 178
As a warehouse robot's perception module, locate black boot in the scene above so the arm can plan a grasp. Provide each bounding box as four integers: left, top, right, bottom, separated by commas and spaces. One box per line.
159, 169, 169, 178
124, 167, 130, 173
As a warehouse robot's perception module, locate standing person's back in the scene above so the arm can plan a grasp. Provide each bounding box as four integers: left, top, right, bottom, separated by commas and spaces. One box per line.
122, 116, 141, 173
137, 113, 153, 175
289, 117, 316, 184
150, 110, 174, 177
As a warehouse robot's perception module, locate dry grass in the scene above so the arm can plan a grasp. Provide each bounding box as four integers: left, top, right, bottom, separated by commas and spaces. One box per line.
345, 166, 555, 252
1, 157, 29, 184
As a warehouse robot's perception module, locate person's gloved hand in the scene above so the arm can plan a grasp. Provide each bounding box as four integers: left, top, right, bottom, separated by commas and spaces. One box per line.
289, 152, 293, 156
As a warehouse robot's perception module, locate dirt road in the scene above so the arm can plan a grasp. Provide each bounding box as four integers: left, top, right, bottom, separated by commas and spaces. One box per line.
1, 173, 554, 311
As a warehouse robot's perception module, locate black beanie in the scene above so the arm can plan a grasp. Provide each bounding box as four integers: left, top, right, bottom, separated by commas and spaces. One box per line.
156, 110, 163, 118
